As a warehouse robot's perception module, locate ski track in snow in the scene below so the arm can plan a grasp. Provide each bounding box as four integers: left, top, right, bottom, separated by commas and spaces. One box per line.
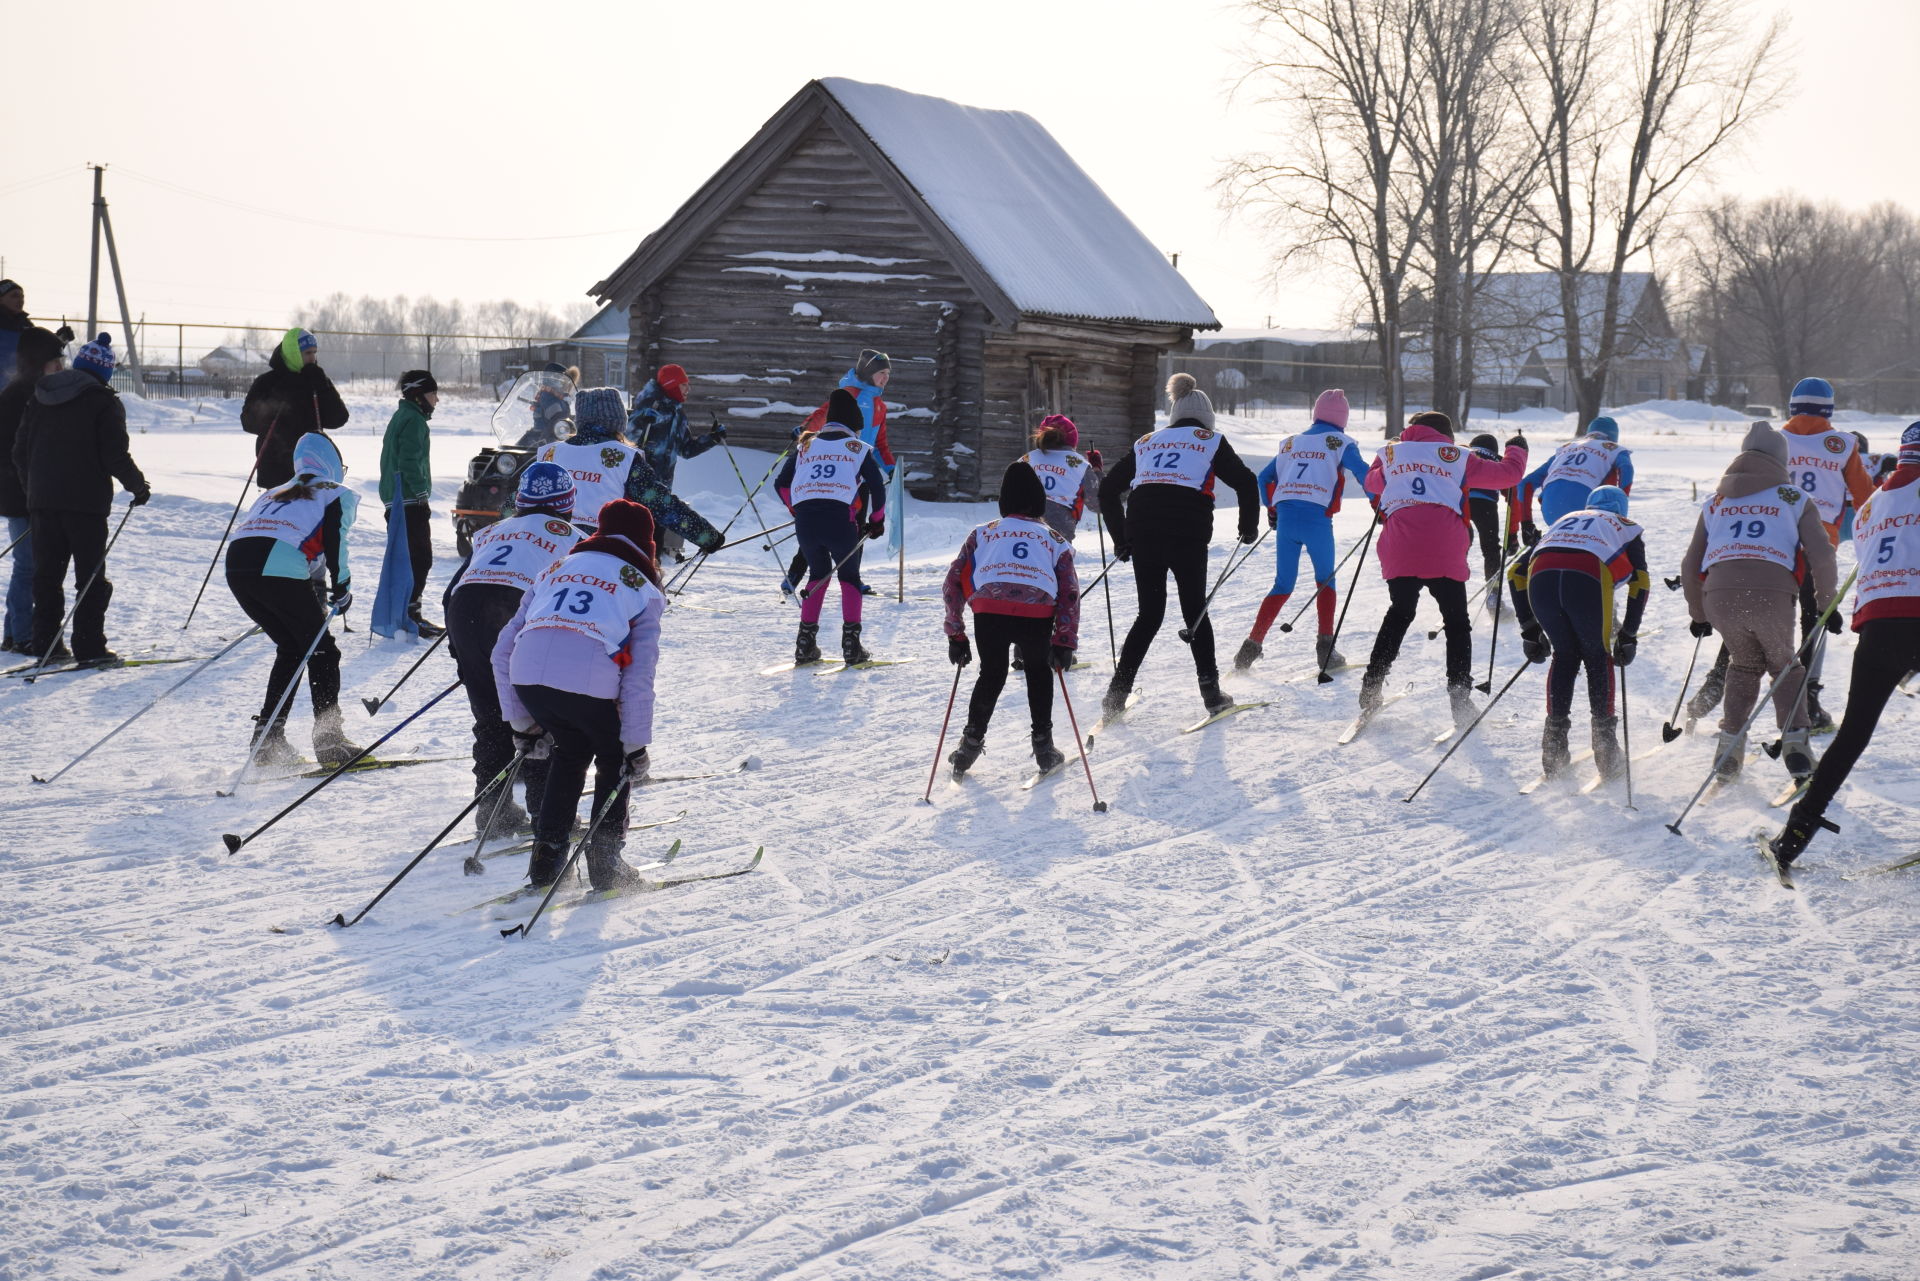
3, 396, 1918, 1279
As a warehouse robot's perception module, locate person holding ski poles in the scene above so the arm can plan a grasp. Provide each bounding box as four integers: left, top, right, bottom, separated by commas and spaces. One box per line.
1769, 422, 1920, 869
1518, 417, 1632, 536
1096, 373, 1262, 721
627, 363, 726, 562
775, 388, 888, 666
942, 460, 1081, 779
1357, 412, 1528, 727
241, 328, 348, 488
492, 499, 664, 892
1506, 485, 1650, 781
224, 432, 360, 767
784, 349, 894, 596
1679, 422, 1837, 785
1781, 377, 1877, 730
533, 387, 724, 553
1235, 388, 1367, 673
445, 461, 588, 837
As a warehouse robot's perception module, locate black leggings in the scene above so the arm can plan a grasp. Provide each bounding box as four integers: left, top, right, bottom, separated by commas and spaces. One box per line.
448, 583, 548, 812
1468, 497, 1503, 580
1528, 568, 1614, 718
226, 568, 341, 724
1798, 618, 1920, 818
968, 612, 1053, 736
1119, 538, 1215, 682
386, 502, 433, 607
29, 509, 112, 656
515, 683, 627, 851
1367, 576, 1472, 686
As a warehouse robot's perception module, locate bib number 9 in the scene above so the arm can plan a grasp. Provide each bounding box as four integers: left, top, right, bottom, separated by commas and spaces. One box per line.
1410, 477, 1427, 496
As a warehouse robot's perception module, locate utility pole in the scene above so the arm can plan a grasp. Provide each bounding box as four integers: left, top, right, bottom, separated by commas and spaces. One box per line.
83, 165, 146, 393
86, 166, 103, 339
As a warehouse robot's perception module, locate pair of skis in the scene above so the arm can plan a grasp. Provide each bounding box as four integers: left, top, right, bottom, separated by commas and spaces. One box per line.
758, 657, 915, 676
478, 842, 765, 921
2, 653, 200, 680
1083, 692, 1270, 749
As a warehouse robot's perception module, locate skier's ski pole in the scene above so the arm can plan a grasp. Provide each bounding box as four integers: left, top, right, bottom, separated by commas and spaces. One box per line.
216, 598, 348, 795
920, 663, 964, 804
1319, 512, 1378, 683
1280, 531, 1366, 633
1055, 668, 1109, 812
1477, 565, 1507, 694
184, 415, 275, 630
1179, 529, 1269, 644
669, 448, 788, 597
1620, 665, 1636, 811
797, 539, 869, 614
463, 749, 528, 876
502, 766, 636, 939
31, 627, 263, 785
1079, 556, 1124, 596
1403, 659, 1535, 803
330, 748, 526, 928
224, 679, 461, 852
710, 520, 794, 553
1667, 568, 1857, 835
23, 503, 136, 683
362, 630, 449, 715
719, 440, 799, 593
1094, 513, 1117, 664
1661, 633, 1705, 742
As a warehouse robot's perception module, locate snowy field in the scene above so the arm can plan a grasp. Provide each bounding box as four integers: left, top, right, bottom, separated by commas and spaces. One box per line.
4, 393, 1919, 1280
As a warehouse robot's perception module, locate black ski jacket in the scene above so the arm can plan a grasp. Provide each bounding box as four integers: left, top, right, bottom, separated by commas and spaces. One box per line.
241, 347, 349, 487
1096, 417, 1261, 552
11, 369, 148, 515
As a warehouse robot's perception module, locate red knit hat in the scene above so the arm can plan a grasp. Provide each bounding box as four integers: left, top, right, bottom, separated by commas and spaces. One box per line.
656, 364, 688, 402
1038, 413, 1078, 448
596, 499, 656, 560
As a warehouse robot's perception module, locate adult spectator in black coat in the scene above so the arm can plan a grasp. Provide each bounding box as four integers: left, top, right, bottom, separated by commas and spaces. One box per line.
0, 325, 69, 652
241, 327, 348, 487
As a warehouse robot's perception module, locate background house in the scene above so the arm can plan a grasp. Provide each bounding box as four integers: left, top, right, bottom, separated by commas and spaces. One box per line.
478, 305, 632, 391
590, 78, 1218, 499
1164, 327, 1379, 415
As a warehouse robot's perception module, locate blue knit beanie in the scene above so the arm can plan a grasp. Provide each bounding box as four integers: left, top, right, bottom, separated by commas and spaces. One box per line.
1586, 485, 1629, 517
572, 387, 627, 442
73, 332, 116, 384
1584, 416, 1619, 442
1789, 377, 1835, 418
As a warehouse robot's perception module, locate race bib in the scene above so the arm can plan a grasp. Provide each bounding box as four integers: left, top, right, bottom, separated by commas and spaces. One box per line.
234, 482, 350, 552
1377, 441, 1467, 516
538, 440, 637, 529
461, 514, 585, 593
969, 517, 1066, 598
521, 549, 661, 655
1854, 482, 1920, 610
1536, 509, 1639, 575
1131, 426, 1222, 493
1026, 448, 1092, 513
1543, 439, 1622, 489
1269, 431, 1354, 508
1700, 487, 1809, 572
1784, 427, 1856, 524
790, 434, 870, 506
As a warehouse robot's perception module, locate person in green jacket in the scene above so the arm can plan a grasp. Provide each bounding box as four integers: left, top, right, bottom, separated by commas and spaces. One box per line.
379, 370, 444, 637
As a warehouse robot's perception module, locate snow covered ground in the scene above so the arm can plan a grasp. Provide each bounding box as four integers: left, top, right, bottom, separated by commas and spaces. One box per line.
3, 394, 1918, 1280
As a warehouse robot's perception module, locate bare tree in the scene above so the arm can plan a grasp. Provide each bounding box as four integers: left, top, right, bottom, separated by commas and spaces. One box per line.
1517, 0, 1785, 429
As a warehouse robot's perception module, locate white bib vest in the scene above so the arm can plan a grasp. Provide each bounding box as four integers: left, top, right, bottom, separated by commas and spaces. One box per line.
1132, 425, 1222, 493
1377, 441, 1468, 516
1537, 509, 1639, 573
461, 513, 585, 594
1784, 427, 1857, 523
1853, 481, 1920, 610
1700, 487, 1810, 572
790, 433, 871, 506
537, 440, 638, 529
235, 481, 352, 553
1025, 449, 1092, 512
1543, 439, 1622, 489
1269, 430, 1355, 508
521, 549, 662, 656
969, 517, 1066, 598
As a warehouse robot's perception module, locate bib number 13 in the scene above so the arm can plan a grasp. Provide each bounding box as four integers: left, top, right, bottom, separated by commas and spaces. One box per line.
549, 586, 595, 616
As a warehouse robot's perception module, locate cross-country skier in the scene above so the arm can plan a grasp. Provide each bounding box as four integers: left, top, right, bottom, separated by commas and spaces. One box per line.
445, 461, 587, 837
1769, 421, 1920, 868
627, 363, 726, 562
224, 432, 360, 766
1508, 485, 1650, 779
1679, 422, 1837, 783
241, 328, 349, 488
942, 460, 1081, 779
492, 499, 664, 892
775, 388, 888, 665
1024, 414, 1103, 542
1358, 412, 1529, 725
1466, 433, 1519, 586
1781, 377, 1876, 730
1097, 373, 1262, 720
788, 349, 895, 596
533, 387, 723, 552
1235, 388, 1368, 672
1519, 417, 1633, 537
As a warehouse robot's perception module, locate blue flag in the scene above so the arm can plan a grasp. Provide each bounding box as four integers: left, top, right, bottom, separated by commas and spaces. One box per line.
885, 465, 905, 556
371, 495, 419, 639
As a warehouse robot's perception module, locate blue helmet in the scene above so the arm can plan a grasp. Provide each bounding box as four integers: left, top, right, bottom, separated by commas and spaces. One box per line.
1586, 485, 1629, 518
1584, 416, 1619, 443
1789, 377, 1835, 418
516, 460, 576, 515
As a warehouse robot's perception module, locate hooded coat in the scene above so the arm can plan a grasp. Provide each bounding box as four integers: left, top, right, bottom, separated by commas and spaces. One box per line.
1362, 423, 1527, 581
11, 369, 148, 515
241, 337, 349, 488
1680, 447, 1837, 621
627, 377, 720, 488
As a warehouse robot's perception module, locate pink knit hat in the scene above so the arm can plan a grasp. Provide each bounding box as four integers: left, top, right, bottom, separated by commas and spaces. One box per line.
1038, 413, 1078, 448
1312, 389, 1350, 431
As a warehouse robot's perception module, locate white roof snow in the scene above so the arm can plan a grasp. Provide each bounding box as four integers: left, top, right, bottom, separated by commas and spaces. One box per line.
819, 78, 1217, 330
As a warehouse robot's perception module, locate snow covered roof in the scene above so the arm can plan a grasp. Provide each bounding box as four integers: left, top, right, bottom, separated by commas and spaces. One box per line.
571, 305, 627, 341
817, 79, 1216, 330
1195, 326, 1368, 349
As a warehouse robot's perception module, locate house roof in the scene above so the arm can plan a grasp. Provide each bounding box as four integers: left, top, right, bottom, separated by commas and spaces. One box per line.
592, 79, 1217, 332
1472, 272, 1663, 364
1195, 326, 1366, 349
571, 305, 627, 341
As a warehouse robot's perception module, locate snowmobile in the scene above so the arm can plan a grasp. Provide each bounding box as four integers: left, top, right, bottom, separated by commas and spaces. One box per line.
452, 367, 576, 557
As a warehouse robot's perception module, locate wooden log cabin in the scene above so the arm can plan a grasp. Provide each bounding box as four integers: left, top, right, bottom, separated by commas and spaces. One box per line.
590, 78, 1219, 500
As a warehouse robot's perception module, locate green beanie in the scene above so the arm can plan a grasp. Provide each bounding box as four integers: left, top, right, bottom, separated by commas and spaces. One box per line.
280, 327, 316, 372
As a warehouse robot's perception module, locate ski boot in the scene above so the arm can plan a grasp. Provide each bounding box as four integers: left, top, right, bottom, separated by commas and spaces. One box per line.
1031, 730, 1066, 776
73, 648, 121, 668
1711, 729, 1746, 781
1358, 666, 1387, 714
1101, 671, 1135, 721
406, 603, 447, 640
527, 841, 567, 889
585, 837, 642, 893
479, 795, 531, 841
1315, 635, 1346, 670
842, 621, 871, 666
1233, 638, 1262, 671
1686, 652, 1729, 721
249, 714, 302, 768
1542, 715, 1572, 778
313, 706, 367, 767
948, 725, 987, 776
793, 621, 822, 665
1591, 714, 1623, 780
857, 582, 876, 596
1448, 681, 1478, 730
1199, 678, 1233, 717
1011, 641, 1026, 672
1779, 728, 1816, 780
1804, 681, 1835, 734
1771, 804, 1840, 870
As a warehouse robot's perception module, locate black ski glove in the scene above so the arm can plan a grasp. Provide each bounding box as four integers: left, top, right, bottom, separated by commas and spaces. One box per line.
863, 519, 885, 541
708, 424, 727, 442
1506, 433, 1528, 451
129, 485, 152, 507
1112, 540, 1131, 563
1521, 626, 1551, 664
948, 633, 972, 666
328, 580, 353, 613
1521, 521, 1541, 548
1240, 526, 1259, 545
623, 745, 650, 779
1824, 608, 1843, 635
694, 528, 725, 554
1689, 619, 1714, 639
54, 323, 74, 343
1266, 507, 1278, 530
1049, 644, 1074, 672
1613, 632, 1638, 667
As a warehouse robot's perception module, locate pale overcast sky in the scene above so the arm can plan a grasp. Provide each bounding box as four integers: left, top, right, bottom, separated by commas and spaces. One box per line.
5, 0, 1916, 337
